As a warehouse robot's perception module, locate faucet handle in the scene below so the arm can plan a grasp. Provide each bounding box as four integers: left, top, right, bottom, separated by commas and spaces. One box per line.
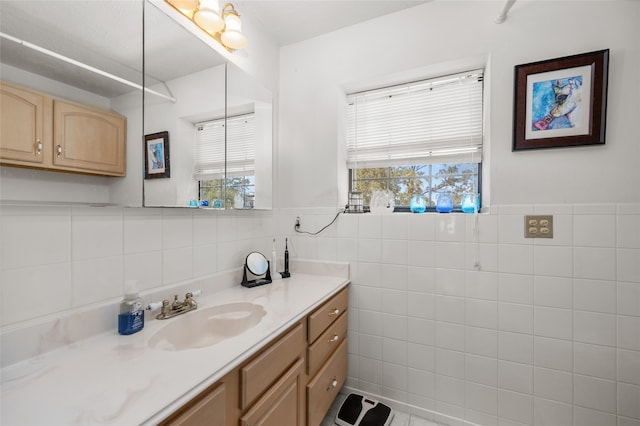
189, 289, 202, 297
184, 292, 198, 308
146, 301, 163, 311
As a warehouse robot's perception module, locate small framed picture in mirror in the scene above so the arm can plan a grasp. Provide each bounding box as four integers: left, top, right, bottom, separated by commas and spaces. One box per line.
144, 131, 170, 179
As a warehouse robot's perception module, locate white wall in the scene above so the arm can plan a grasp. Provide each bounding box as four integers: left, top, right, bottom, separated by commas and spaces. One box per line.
277, 1, 640, 208
284, 204, 640, 426
277, 2, 640, 425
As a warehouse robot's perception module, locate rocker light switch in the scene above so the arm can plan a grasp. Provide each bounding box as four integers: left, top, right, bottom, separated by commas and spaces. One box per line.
525, 215, 553, 238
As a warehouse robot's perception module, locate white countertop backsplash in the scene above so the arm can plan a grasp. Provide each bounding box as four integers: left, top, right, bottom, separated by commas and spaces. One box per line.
1, 260, 349, 425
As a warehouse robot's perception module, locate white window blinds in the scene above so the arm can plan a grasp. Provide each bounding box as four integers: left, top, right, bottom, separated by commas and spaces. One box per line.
346, 70, 483, 168
193, 113, 256, 180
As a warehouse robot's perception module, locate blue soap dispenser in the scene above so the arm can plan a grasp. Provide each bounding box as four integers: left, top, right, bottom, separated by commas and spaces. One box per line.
118, 280, 144, 335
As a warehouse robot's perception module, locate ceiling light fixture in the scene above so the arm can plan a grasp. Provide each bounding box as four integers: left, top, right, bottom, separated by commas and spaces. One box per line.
165, 0, 247, 51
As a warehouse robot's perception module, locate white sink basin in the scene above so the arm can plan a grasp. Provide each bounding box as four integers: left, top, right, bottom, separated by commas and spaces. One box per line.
148, 302, 266, 351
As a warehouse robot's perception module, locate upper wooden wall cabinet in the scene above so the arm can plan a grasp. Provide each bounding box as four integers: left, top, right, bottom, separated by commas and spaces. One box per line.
0, 81, 126, 177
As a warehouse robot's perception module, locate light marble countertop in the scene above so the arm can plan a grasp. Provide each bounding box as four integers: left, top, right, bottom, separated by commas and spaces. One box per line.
1, 273, 349, 425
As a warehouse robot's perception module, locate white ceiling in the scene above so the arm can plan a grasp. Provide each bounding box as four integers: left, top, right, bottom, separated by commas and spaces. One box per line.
0, 0, 431, 98
233, 1, 431, 46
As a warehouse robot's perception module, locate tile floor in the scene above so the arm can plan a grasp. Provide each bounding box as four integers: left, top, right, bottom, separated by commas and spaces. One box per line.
321, 393, 443, 426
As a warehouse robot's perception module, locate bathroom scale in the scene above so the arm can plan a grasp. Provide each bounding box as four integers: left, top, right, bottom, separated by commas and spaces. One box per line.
335, 393, 394, 426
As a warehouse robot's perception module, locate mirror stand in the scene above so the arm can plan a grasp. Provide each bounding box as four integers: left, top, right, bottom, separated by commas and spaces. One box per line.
241, 260, 272, 288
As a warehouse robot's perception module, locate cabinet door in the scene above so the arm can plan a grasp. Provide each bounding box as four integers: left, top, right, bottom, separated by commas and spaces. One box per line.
307, 339, 347, 426
53, 100, 126, 176
163, 383, 225, 426
0, 82, 50, 165
240, 358, 305, 426
241, 322, 305, 410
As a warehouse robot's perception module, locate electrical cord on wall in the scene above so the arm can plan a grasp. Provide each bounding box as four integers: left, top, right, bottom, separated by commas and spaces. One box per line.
293, 207, 346, 236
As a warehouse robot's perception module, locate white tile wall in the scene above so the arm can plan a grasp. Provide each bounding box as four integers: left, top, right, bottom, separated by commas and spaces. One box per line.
534, 336, 572, 372
0, 205, 275, 327
534, 397, 572, 426
332, 204, 640, 426
2, 203, 640, 426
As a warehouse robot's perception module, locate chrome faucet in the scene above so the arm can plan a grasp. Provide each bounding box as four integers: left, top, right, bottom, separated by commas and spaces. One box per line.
155, 292, 198, 320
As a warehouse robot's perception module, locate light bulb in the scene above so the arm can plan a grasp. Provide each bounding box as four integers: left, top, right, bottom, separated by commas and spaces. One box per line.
221, 12, 247, 49
193, 0, 224, 33
169, 0, 198, 12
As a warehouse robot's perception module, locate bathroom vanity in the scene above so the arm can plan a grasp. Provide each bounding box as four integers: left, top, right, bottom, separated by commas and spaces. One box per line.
160, 287, 347, 425
0, 269, 349, 425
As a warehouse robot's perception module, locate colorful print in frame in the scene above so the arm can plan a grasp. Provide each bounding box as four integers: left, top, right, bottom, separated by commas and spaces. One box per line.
144, 131, 170, 179
513, 49, 609, 150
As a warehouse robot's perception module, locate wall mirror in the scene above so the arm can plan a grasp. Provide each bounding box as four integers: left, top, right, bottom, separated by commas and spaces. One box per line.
143, 1, 273, 210
0, 0, 143, 206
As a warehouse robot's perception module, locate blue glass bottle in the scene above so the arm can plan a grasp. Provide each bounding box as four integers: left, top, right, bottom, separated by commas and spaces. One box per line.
461, 193, 480, 214
436, 193, 453, 213
410, 195, 426, 213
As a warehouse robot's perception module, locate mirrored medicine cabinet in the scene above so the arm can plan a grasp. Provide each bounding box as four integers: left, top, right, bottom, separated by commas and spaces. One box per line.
143, 1, 273, 210
0, 0, 272, 210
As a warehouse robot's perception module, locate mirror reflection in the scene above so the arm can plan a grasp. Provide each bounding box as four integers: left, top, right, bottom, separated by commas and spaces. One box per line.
246, 252, 269, 276
0, 0, 143, 205
143, 2, 272, 210
143, 1, 226, 208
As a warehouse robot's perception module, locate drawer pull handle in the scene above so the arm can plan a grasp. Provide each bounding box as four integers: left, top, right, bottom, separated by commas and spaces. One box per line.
56, 145, 62, 158
328, 334, 339, 343
36, 139, 42, 154
326, 377, 338, 391
328, 308, 340, 317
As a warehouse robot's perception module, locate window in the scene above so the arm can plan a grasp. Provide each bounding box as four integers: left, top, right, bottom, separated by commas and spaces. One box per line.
346, 70, 484, 211
194, 114, 256, 208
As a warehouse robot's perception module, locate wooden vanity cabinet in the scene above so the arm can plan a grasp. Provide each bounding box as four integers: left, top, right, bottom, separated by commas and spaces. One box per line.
240, 323, 306, 410
159, 367, 239, 426
0, 81, 126, 177
160, 382, 227, 426
306, 288, 348, 426
162, 286, 349, 426
240, 358, 306, 426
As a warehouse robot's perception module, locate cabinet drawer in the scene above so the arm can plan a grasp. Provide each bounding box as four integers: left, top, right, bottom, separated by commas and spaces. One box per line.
308, 288, 348, 344
240, 358, 305, 426
307, 311, 347, 377
160, 383, 225, 426
241, 322, 304, 410
307, 339, 347, 426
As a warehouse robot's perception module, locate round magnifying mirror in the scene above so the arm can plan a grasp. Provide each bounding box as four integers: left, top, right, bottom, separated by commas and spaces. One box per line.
246, 252, 269, 276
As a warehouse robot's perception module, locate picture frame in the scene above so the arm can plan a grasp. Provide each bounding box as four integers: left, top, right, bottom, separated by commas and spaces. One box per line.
144, 131, 170, 179
513, 49, 609, 151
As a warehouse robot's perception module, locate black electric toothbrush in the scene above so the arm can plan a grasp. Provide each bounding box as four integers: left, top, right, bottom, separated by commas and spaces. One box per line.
281, 238, 291, 278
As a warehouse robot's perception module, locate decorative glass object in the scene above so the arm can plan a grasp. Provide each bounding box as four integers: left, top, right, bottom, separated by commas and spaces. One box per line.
348, 191, 364, 213
461, 193, 480, 214
370, 190, 395, 214
410, 195, 427, 213
436, 192, 453, 213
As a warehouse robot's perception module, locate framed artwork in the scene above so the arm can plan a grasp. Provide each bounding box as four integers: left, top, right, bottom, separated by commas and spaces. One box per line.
144, 131, 170, 179
513, 49, 609, 151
